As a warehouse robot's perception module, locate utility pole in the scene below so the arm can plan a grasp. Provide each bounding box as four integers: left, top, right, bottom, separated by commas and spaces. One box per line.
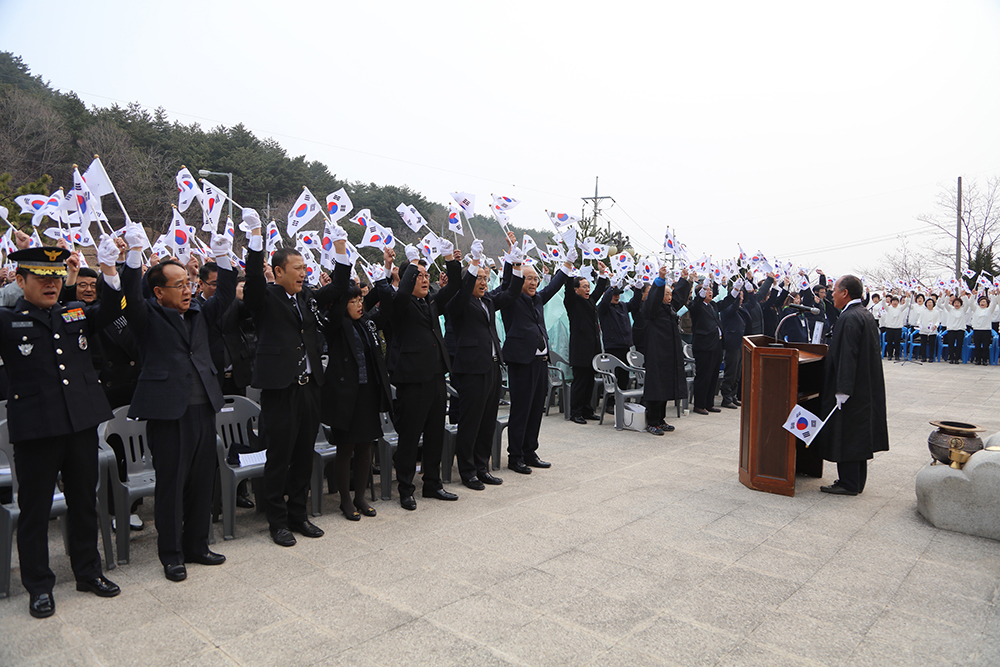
581, 176, 614, 234
956, 176, 962, 280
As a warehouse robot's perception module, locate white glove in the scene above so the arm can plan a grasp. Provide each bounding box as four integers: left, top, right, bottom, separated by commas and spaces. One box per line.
835, 393, 849, 409
438, 239, 454, 257
368, 265, 386, 282
611, 274, 624, 290
124, 224, 147, 250
508, 246, 524, 264
404, 244, 420, 263
242, 207, 262, 231
329, 224, 348, 243
565, 247, 578, 263
97, 234, 119, 266
470, 238, 484, 259
210, 233, 232, 259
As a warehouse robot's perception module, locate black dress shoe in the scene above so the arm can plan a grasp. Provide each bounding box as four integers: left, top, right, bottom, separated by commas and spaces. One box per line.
693, 407, 709, 415
29, 592, 54, 618
524, 456, 551, 469
462, 477, 486, 491
400, 495, 417, 510
342, 505, 361, 521
571, 416, 587, 425
164, 564, 187, 582
732, 399, 741, 406
583, 413, 600, 421
236, 495, 255, 509
508, 459, 532, 474
720, 401, 738, 409
820, 484, 859, 496
270, 527, 297, 547
184, 551, 226, 566
707, 406, 722, 413
288, 520, 324, 538
422, 488, 459, 501
479, 472, 503, 485
76, 575, 121, 597
355, 503, 377, 517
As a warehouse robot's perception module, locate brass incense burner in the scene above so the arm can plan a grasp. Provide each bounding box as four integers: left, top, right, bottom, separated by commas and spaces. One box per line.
929, 421, 984, 466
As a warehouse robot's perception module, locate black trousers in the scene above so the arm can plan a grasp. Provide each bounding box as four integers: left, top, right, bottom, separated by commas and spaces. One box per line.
570, 364, 596, 419
454, 362, 501, 482
946, 330, 964, 362
393, 373, 446, 497
920, 333, 937, 361
147, 402, 217, 566
837, 460, 868, 493
13, 429, 103, 595
974, 329, 991, 364
506, 357, 548, 461
884, 328, 902, 359
260, 380, 321, 530
644, 400, 666, 427
692, 344, 722, 410
605, 347, 631, 389
720, 345, 741, 401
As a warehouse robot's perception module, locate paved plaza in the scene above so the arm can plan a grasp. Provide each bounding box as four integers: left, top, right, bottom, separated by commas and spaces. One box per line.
1, 360, 998, 666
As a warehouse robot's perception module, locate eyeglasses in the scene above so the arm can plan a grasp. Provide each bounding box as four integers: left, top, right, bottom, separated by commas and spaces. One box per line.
162, 281, 192, 291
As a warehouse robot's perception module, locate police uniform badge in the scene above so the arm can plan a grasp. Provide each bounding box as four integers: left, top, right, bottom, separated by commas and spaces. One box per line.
18, 342, 32, 356
78, 334, 88, 350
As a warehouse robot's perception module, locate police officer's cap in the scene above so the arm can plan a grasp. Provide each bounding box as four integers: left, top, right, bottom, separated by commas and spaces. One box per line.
9, 247, 70, 277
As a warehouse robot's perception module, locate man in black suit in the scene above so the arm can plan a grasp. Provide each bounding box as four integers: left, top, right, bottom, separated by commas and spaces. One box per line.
210, 276, 256, 397
2, 242, 124, 618
498, 242, 573, 473
243, 210, 339, 546
61, 259, 141, 409
121, 227, 235, 581
383, 242, 461, 510
446, 241, 521, 490
688, 277, 724, 415
718, 287, 751, 409
564, 263, 609, 424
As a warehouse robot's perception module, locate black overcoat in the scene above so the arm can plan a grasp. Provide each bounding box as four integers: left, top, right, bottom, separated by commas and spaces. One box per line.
640, 277, 690, 402
816, 302, 889, 462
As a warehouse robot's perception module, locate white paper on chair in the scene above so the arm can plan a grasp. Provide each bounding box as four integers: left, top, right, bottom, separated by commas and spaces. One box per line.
239, 451, 267, 467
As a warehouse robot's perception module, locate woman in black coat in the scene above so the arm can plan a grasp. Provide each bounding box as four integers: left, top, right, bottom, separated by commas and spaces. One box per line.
640, 266, 691, 435
321, 274, 393, 521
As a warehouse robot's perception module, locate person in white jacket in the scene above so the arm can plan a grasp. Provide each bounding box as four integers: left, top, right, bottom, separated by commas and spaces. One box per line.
869, 293, 886, 331
906, 294, 925, 328
940, 293, 971, 364
881, 294, 908, 360
970, 292, 999, 365
917, 297, 941, 362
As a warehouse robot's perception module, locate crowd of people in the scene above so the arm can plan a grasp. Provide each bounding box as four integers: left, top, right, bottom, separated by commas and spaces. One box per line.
868, 287, 1000, 364
0, 214, 912, 621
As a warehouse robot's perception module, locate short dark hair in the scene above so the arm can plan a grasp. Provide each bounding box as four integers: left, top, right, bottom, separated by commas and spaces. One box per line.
926, 297, 936, 307
146, 260, 186, 290
271, 247, 301, 270
890, 296, 900, 304
199, 262, 218, 282
813, 285, 826, 296
838, 275, 863, 300
571, 277, 587, 289
77, 267, 99, 280
346, 281, 363, 300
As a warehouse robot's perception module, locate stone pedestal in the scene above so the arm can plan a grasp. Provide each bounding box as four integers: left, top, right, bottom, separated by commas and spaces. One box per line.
916, 449, 1000, 541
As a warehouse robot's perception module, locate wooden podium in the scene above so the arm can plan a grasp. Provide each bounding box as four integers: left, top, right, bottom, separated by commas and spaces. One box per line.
739, 335, 826, 496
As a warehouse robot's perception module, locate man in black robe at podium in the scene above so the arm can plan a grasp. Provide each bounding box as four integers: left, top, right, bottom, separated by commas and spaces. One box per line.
817, 274, 889, 496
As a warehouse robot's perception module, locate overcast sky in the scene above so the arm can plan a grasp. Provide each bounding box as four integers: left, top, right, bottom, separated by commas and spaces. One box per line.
2, 0, 999, 277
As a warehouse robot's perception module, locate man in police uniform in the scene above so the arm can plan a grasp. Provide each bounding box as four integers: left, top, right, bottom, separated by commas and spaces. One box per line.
1, 241, 124, 618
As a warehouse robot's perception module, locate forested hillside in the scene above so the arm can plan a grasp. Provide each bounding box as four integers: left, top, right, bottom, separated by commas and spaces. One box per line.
0, 52, 558, 264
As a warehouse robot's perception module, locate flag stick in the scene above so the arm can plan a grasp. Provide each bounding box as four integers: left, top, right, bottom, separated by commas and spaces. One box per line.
72, 163, 112, 238
461, 211, 477, 240
93, 156, 136, 233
